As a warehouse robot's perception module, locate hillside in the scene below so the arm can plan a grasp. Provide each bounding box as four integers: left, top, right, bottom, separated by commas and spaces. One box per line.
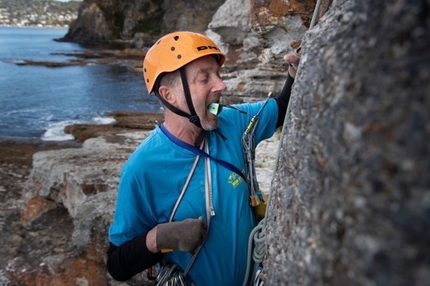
0, 0, 81, 27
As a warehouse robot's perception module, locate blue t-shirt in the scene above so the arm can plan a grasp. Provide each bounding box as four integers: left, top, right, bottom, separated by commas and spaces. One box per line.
109, 99, 278, 285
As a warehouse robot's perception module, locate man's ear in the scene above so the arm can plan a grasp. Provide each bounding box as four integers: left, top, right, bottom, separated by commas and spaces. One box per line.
158, 85, 175, 104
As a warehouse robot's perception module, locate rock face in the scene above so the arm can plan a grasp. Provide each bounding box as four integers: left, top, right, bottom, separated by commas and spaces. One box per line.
62, 2, 112, 43
207, 0, 321, 99
264, 0, 430, 285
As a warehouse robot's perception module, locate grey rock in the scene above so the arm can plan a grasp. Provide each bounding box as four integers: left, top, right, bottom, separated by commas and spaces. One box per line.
21, 132, 152, 284
264, 0, 430, 285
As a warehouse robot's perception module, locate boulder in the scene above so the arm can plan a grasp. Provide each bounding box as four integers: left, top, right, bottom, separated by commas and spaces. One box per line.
15, 132, 153, 285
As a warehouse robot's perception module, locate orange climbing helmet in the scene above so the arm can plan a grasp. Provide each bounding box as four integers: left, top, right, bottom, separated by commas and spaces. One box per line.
143, 31, 226, 94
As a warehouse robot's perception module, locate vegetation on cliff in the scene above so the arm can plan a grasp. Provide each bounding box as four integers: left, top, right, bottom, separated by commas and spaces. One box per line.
0, 0, 81, 27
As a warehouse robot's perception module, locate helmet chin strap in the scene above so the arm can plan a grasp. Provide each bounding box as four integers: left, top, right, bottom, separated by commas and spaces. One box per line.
155, 67, 202, 128
179, 68, 202, 128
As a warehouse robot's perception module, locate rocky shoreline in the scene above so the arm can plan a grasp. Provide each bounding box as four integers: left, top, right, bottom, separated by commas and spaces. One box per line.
0, 111, 164, 285
0, 110, 163, 188
13, 48, 147, 72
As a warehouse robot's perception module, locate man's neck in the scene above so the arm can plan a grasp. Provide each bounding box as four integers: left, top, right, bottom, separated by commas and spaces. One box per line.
163, 118, 202, 146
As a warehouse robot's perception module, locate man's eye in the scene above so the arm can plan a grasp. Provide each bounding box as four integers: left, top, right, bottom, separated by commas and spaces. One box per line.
199, 77, 209, 83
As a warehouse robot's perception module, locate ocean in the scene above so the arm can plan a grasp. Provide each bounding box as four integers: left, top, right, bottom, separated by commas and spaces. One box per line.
0, 27, 161, 141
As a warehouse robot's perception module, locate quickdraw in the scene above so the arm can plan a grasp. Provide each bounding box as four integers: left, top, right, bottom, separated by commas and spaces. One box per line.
241, 93, 272, 219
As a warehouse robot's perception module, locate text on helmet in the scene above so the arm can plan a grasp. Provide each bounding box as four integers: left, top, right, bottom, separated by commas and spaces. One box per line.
197, 45, 219, 51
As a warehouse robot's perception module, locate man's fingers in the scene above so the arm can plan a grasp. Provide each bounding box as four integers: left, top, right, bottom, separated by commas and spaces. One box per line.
284, 53, 300, 66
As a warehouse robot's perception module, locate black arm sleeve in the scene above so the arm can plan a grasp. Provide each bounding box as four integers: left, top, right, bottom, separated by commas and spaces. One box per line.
107, 232, 164, 281
274, 74, 295, 128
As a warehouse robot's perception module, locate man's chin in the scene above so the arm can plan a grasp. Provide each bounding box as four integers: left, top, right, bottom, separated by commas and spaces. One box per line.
201, 120, 219, 131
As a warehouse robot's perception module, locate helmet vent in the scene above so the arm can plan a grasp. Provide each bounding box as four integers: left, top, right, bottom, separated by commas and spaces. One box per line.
174, 36, 179, 41
177, 55, 182, 59
171, 46, 175, 51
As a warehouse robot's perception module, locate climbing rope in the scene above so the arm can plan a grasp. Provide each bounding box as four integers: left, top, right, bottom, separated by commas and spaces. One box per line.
310, 0, 323, 29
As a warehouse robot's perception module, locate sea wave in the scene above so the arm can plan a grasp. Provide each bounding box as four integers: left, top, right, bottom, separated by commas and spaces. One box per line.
41, 116, 116, 141
92, 116, 116, 125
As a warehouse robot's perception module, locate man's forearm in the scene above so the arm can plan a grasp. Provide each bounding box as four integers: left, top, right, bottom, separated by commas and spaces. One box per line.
107, 232, 163, 281
275, 74, 295, 128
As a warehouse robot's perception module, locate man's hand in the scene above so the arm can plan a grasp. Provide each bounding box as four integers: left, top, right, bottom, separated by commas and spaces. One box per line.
156, 216, 207, 253
284, 47, 302, 78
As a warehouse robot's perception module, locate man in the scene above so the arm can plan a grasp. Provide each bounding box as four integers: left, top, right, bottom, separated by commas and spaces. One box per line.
107, 31, 300, 285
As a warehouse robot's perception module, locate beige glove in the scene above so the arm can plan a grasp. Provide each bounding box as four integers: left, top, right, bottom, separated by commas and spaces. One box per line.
156, 216, 207, 253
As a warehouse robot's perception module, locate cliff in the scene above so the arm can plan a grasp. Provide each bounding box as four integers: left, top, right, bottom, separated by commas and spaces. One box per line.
3, 0, 429, 285
61, 0, 226, 44
61, 0, 320, 99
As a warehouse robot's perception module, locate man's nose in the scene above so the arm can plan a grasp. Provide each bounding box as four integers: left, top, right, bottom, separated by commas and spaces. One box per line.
214, 77, 227, 93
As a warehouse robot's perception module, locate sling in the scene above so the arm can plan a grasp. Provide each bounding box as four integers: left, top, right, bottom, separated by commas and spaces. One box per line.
160, 124, 247, 182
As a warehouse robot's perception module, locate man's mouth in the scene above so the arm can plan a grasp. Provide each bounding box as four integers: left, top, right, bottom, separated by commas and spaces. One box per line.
207, 102, 223, 116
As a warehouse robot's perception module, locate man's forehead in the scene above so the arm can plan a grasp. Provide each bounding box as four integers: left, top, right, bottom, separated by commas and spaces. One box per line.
187, 56, 219, 73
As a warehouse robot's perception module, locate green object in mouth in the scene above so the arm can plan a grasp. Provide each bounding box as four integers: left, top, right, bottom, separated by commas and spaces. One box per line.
207, 102, 223, 115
